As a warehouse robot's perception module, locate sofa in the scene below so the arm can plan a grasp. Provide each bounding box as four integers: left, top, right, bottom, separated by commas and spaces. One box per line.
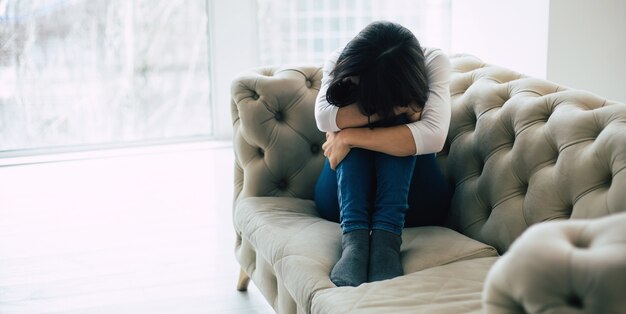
229, 55, 626, 313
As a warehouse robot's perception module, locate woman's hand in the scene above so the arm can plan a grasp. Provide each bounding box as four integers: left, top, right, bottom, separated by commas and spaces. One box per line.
322, 131, 352, 170
407, 108, 422, 122
393, 106, 409, 116
394, 103, 422, 122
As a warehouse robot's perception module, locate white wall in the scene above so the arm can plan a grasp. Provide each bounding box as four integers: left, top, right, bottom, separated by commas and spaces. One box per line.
209, 0, 260, 139
450, 0, 550, 79
449, 0, 626, 102
547, 0, 626, 102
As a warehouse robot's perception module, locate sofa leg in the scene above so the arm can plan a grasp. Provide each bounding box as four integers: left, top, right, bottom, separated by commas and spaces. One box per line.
237, 268, 251, 291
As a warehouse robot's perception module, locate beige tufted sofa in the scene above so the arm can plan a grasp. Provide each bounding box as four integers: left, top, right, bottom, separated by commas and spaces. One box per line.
230, 55, 626, 313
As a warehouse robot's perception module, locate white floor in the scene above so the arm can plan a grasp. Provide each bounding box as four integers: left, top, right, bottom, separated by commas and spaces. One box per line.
0, 143, 274, 313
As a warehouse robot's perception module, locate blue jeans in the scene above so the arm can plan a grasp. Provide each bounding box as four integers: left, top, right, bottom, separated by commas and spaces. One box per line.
315, 152, 451, 232
332, 147, 416, 235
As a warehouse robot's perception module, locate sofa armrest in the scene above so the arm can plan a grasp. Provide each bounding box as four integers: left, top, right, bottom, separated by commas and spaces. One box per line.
231, 66, 325, 203
483, 211, 626, 313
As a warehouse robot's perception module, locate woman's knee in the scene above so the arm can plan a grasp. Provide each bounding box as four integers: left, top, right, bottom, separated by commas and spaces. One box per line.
337, 148, 372, 170
374, 153, 417, 190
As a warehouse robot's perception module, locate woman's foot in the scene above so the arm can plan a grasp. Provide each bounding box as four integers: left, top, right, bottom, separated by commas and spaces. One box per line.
330, 229, 370, 287
368, 229, 403, 282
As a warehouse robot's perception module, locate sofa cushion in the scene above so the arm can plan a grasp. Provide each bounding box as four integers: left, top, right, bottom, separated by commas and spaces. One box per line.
401, 226, 498, 273
234, 197, 499, 311
483, 211, 626, 314
312, 257, 498, 314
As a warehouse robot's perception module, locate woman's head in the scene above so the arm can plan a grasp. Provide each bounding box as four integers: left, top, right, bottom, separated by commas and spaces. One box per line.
326, 21, 429, 120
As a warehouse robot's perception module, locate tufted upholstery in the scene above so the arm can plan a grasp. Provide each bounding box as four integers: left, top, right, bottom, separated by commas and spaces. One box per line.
231, 67, 326, 312
445, 55, 626, 252
483, 211, 626, 313
231, 66, 325, 203
230, 56, 626, 313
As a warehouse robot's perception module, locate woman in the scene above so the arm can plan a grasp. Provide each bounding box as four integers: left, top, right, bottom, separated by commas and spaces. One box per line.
314, 21, 452, 287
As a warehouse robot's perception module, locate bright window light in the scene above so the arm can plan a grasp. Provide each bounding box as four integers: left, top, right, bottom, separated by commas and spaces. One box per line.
257, 0, 451, 66
0, 0, 213, 153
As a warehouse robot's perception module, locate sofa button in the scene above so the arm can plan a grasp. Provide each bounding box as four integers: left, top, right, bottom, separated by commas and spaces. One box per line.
567, 294, 583, 309
252, 92, 259, 100
310, 144, 320, 154
275, 111, 284, 121
306, 79, 313, 88
277, 179, 288, 190
258, 147, 265, 157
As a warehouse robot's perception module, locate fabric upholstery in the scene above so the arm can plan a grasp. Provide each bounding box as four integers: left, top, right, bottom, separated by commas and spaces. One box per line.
230, 56, 626, 313
234, 197, 498, 312
312, 257, 498, 314
483, 211, 626, 313
445, 55, 626, 252
231, 66, 326, 203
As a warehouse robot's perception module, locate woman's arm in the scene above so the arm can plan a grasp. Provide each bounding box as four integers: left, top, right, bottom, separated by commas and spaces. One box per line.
315, 49, 343, 132
405, 49, 451, 155
323, 125, 415, 170
322, 49, 451, 169
315, 47, 422, 131
335, 99, 421, 129
335, 104, 381, 129
319, 49, 451, 168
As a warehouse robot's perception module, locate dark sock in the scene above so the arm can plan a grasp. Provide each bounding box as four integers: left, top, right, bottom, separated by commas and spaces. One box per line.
368, 229, 403, 282
330, 229, 370, 287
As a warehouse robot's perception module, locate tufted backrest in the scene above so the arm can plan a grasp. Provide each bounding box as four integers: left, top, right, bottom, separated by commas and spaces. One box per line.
230, 57, 626, 253
445, 55, 626, 252
231, 67, 326, 203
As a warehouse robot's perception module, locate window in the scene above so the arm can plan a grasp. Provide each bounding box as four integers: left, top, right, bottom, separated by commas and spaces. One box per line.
257, 0, 451, 65
0, 0, 213, 153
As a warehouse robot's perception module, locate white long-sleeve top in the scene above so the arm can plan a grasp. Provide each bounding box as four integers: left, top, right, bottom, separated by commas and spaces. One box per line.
314, 47, 452, 155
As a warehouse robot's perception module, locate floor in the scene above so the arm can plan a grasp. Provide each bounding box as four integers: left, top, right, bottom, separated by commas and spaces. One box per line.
0, 143, 275, 313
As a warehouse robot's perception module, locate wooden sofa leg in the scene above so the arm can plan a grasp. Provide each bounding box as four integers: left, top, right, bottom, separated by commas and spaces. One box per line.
237, 268, 251, 291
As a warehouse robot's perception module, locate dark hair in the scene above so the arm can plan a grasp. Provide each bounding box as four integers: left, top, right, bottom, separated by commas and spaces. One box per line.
326, 21, 429, 121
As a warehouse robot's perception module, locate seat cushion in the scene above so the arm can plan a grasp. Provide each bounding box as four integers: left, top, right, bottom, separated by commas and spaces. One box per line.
235, 197, 499, 311
312, 257, 499, 314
